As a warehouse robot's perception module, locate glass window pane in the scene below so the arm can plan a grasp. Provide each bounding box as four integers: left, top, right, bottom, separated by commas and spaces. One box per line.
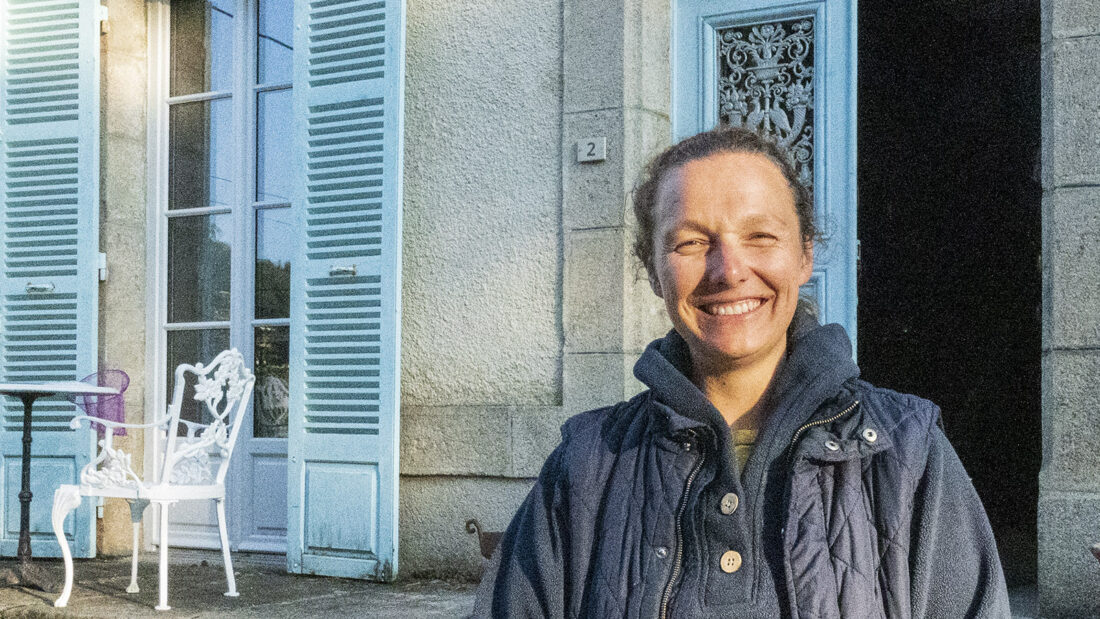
169, 98, 235, 210
168, 214, 233, 323
257, 0, 293, 85
255, 207, 293, 319
254, 326, 289, 438
167, 329, 230, 433
170, 0, 235, 96
256, 89, 293, 203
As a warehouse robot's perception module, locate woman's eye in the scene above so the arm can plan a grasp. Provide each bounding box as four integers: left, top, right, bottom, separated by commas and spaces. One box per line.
674, 239, 707, 252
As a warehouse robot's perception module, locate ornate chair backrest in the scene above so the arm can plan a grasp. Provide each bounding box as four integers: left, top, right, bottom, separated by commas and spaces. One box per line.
159, 349, 255, 487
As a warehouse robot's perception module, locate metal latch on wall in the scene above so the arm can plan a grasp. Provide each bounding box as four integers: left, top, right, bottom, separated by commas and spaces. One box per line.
98, 252, 108, 282
99, 5, 109, 35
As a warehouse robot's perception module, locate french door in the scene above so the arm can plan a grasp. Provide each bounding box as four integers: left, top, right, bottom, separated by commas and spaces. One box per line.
150, 0, 293, 553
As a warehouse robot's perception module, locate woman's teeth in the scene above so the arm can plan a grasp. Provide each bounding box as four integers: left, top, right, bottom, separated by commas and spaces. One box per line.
705, 299, 763, 316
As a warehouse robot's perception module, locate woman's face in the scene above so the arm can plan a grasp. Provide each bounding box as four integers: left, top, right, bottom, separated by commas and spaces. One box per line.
650, 151, 813, 373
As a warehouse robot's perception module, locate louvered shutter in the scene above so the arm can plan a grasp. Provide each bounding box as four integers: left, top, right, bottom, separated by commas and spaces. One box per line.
0, 0, 100, 558
286, 0, 404, 579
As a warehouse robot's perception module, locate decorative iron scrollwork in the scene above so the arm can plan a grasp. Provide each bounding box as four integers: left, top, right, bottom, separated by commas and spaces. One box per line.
717, 17, 815, 186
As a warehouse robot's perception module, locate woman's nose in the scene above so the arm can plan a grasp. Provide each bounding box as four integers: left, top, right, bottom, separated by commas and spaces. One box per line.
706, 241, 747, 284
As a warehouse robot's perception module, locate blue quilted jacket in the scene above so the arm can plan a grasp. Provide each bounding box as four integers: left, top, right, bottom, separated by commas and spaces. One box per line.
474, 315, 1010, 618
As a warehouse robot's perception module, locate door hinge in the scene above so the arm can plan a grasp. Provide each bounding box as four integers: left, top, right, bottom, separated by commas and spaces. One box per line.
98, 252, 108, 282
99, 5, 109, 35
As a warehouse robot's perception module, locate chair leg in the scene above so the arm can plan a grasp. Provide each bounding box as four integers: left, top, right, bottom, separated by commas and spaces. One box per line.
155, 501, 172, 611
52, 486, 82, 608
215, 498, 238, 597
126, 499, 149, 594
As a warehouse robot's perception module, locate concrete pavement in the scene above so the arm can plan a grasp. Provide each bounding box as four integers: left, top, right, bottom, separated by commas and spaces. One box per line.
0, 553, 476, 618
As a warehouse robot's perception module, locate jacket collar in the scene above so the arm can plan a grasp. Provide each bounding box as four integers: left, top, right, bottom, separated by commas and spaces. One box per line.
633, 308, 862, 445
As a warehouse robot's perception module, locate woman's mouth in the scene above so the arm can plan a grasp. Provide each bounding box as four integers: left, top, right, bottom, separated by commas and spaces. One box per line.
700, 298, 764, 316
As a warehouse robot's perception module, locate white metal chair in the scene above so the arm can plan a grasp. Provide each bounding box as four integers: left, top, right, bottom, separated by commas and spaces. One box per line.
52, 349, 255, 611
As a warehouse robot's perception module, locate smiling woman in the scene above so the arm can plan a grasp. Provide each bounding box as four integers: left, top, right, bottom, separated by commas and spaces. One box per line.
648, 152, 813, 423
474, 126, 1011, 618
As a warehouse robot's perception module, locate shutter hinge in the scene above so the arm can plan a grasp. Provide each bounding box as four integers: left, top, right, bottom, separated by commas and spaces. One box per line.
99, 5, 109, 35
98, 252, 108, 282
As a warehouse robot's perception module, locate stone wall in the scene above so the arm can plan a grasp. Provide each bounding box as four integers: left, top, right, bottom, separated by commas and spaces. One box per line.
398, 0, 671, 578
97, 0, 148, 556
1038, 0, 1100, 615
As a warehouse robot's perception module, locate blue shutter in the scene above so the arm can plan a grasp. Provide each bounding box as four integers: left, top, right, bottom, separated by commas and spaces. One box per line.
673, 0, 858, 349
0, 0, 100, 558
287, 0, 404, 579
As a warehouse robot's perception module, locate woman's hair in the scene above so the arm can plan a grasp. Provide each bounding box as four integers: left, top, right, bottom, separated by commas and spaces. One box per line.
631, 125, 819, 282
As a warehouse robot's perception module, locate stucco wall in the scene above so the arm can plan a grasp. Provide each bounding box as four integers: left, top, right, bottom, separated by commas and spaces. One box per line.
1038, 0, 1100, 615
399, 0, 566, 577
401, 1, 564, 408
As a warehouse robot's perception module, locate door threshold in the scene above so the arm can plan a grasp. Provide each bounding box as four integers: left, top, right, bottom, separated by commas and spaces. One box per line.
168, 547, 286, 569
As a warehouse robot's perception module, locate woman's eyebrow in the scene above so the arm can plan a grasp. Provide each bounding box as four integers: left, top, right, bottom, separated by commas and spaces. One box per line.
660, 219, 710, 242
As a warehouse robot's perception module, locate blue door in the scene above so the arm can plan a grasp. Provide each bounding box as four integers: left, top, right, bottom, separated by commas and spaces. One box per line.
286, 0, 405, 579
673, 0, 858, 347
0, 0, 101, 558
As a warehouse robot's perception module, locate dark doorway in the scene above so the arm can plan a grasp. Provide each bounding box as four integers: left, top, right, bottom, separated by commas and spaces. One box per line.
857, 0, 1041, 586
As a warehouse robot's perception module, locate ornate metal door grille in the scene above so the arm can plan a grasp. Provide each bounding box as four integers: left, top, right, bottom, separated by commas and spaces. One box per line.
717, 17, 814, 186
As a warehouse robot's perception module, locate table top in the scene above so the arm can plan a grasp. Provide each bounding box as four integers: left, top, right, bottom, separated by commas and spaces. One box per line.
0, 381, 119, 396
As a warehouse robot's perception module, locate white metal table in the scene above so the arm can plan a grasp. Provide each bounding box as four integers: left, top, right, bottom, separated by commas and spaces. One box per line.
0, 382, 119, 590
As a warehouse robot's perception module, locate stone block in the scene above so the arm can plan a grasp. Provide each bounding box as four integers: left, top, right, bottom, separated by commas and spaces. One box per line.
1043, 0, 1100, 41
401, 0, 562, 408
106, 0, 148, 58
104, 52, 146, 140
399, 476, 534, 579
1037, 491, 1100, 617
400, 406, 512, 476
563, 352, 632, 411
564, 228, 625, 352
1040, 43, 1055, 192
564, 0, 625, 112
1046, 187, 1100, 348
624, 0, 671, 115
102, 227, 146, 287
510, 406, 571, 477
101, 306, 145, 362
623, 107, 672, 192
1040, 351, 1100, 491
102, 138, 147, 224
624, 261, 671, 355
1041, 186, 1054, 352
1044, 37, 1100, 188
563, 109, 627, 230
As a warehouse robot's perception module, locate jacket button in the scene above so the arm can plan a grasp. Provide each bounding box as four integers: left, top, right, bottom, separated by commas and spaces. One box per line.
720, 550, 742, 573
719, 493, 739, 515
655, 546, 669, 559
862, 427, 878, 443
824, 440, 840, 451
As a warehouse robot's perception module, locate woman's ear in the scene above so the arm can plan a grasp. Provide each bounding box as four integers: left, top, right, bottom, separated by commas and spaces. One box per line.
799, 242, 814, 285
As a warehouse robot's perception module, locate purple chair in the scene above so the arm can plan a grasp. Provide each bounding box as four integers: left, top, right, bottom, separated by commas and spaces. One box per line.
69, 370, 129, 436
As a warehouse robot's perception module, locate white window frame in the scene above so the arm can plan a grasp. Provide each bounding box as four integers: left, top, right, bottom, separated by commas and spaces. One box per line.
145, 0, 292, 551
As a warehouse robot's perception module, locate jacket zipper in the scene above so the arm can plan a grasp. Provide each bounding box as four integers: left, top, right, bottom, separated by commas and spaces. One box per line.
785, 399, 860, 464
659, 433, 705, 619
